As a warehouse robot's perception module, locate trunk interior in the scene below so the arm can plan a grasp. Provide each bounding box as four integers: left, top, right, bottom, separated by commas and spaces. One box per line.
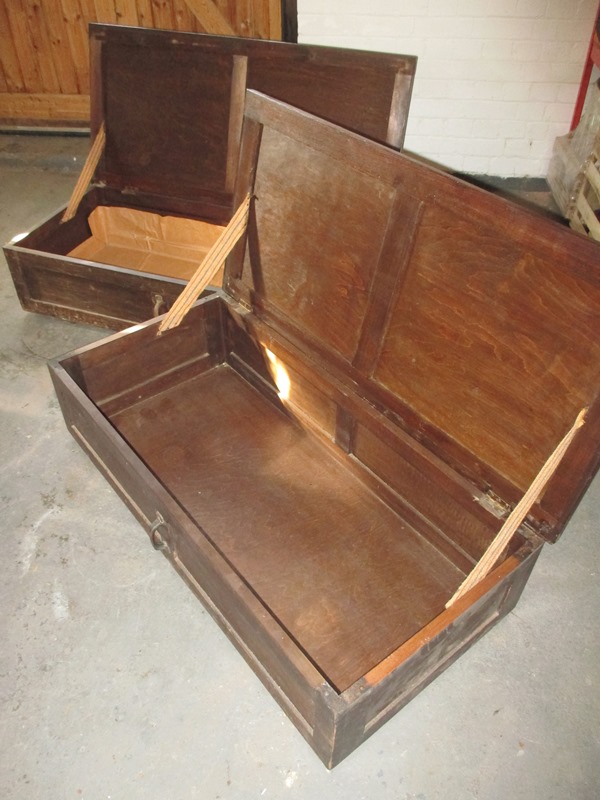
58, 295, 526, 693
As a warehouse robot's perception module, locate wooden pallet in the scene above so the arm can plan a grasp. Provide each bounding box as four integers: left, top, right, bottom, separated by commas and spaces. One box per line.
569, 150, 600, 241
547, 79, 600, 221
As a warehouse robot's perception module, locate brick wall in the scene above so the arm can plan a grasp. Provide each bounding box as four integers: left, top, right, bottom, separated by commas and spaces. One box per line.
298, 0, 598, 178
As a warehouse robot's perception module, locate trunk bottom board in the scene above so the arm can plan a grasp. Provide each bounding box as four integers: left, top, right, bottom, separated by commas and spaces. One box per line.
110, 364, 464, 691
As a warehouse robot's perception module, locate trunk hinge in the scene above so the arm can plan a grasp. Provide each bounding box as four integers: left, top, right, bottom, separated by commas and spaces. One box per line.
477, 489, 538, 540
231, 297, 251, 314
477, 489, 512, 519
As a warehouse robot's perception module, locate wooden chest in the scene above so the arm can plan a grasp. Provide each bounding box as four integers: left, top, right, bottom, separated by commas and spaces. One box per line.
4, 23, 415, 331
49, 91, 600, 768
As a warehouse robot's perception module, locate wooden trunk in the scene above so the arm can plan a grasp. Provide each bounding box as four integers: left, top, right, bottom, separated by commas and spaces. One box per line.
49, 91, 600, 767
4, 23, 416, 329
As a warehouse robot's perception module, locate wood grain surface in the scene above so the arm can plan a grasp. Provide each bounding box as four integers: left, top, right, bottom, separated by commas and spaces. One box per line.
110, 364, 463, 692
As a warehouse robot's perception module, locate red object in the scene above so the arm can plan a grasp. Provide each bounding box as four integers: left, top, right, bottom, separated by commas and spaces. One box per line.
571, 0, 600, 130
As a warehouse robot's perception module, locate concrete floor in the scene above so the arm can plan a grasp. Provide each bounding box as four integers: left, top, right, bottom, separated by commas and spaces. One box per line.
0, 133, 599, 800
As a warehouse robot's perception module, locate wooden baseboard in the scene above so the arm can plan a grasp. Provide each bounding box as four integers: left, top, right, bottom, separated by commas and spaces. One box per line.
0, 93, 90, 125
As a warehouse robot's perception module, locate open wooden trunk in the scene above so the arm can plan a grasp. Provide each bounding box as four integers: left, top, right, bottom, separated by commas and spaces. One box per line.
4, 23, 416, 331
49, 92, 600, 767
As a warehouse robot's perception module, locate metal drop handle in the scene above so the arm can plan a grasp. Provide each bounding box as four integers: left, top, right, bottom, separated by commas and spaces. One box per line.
149, 513, 169, 551
152, 293, 166, 317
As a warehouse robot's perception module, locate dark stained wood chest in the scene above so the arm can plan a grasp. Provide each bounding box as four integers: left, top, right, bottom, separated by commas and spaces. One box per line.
49, 91, 600, 767
4, 23, 416, 330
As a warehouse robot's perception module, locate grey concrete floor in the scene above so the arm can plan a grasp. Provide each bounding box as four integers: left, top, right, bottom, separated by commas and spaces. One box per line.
0, 133, 599, 800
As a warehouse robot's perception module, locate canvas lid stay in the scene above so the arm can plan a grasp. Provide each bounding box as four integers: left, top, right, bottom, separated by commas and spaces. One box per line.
87, 24, 416, 219
222, 90, 600, 544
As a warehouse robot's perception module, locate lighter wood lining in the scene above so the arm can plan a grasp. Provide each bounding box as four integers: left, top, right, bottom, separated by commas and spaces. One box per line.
66, 205, 227, 282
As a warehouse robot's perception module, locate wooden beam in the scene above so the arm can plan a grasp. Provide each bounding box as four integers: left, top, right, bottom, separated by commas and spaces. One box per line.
0, 92, 90, 123
184, 0, 236, 35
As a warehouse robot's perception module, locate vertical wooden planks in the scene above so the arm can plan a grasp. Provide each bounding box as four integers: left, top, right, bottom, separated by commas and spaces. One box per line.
114, 0, 139, 25
267, 0, 281, 39
251, 0, 281, 39
172, 0, 201, 32
42, 2, 80, 93
0, 60, 8, 94
0, 2, 25, 92
92, 0, 117, 23
61, 0, 92, 94
0, 0, 287, 125
229, 0, 252, 37
247, 0, 265, 38
6, 2, 43, 93
216, 0, 281, 39
185, 0, 235, 35
134, 0, 155, 27
25, 0, 61, 94
94, 0, 117, 22
150, 0, 176, 29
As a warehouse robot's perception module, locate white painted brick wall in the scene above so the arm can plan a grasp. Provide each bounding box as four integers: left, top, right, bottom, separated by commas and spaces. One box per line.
297, 0, 598, 177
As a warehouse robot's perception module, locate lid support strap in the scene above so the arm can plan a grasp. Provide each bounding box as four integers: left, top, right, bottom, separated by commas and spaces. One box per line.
61, 123, 106, 223
446, 407, 587, 607
158, 193, 251, 334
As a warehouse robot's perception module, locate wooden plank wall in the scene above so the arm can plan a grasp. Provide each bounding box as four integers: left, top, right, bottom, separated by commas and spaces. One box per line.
0, 0, 284, 126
